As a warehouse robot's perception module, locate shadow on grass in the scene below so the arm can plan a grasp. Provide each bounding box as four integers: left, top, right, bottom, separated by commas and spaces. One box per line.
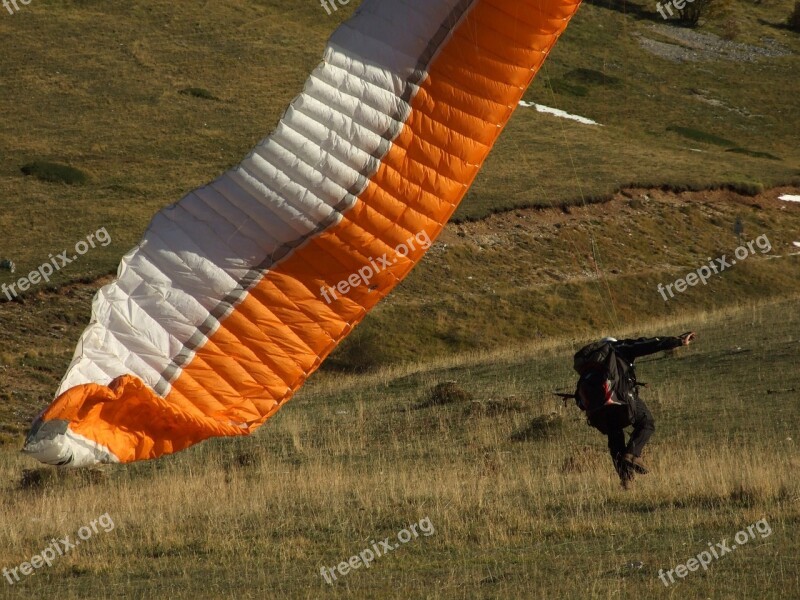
178, 87, 219, 101
18, 466, 109, 492
606, 485, 773, 513
21, 161, 89, 185
756, 18, 797, 32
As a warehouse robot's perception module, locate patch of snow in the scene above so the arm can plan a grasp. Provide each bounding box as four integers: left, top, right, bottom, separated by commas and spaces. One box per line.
518, 101, 601, 126
778, 194, 800, 203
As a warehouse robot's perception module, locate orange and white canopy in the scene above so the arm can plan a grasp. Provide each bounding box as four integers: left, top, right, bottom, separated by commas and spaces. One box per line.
24, 0, 581, 466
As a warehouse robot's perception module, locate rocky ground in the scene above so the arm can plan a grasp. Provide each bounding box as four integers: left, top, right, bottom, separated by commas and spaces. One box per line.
636, 23, 792, 62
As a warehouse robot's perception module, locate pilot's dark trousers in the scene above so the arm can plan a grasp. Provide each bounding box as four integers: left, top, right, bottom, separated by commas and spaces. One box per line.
607, 397, 655, 476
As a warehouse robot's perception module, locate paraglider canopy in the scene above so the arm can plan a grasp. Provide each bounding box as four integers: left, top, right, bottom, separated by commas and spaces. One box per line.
24, 0, 583, 466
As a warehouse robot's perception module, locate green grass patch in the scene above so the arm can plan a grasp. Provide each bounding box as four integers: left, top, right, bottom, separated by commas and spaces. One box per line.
20, 161, 89, 185
563, 67, 621, 86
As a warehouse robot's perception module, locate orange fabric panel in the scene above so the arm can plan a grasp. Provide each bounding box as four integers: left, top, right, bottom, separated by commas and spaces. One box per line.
43, 376, 248, 463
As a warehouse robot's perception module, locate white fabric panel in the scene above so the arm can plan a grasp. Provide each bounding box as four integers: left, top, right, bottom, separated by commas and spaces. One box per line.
55, 0, 468, 398
23, 425, 118, 467
330, 0, 465, 81
282, 102, 384, 174
177, 192, 265, 268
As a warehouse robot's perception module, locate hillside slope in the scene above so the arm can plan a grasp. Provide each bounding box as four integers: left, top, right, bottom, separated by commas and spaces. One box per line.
1, 0, 798, 282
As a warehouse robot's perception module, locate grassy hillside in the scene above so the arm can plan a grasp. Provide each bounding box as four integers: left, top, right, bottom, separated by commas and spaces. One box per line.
1, 0, 799, 284
1, 298, 798, 598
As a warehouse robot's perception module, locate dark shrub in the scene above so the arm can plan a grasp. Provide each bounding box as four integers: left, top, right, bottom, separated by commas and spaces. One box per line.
416, 381, 472, 409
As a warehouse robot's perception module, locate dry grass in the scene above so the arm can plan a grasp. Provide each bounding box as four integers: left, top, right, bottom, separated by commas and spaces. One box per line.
0, 298, 798, 597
